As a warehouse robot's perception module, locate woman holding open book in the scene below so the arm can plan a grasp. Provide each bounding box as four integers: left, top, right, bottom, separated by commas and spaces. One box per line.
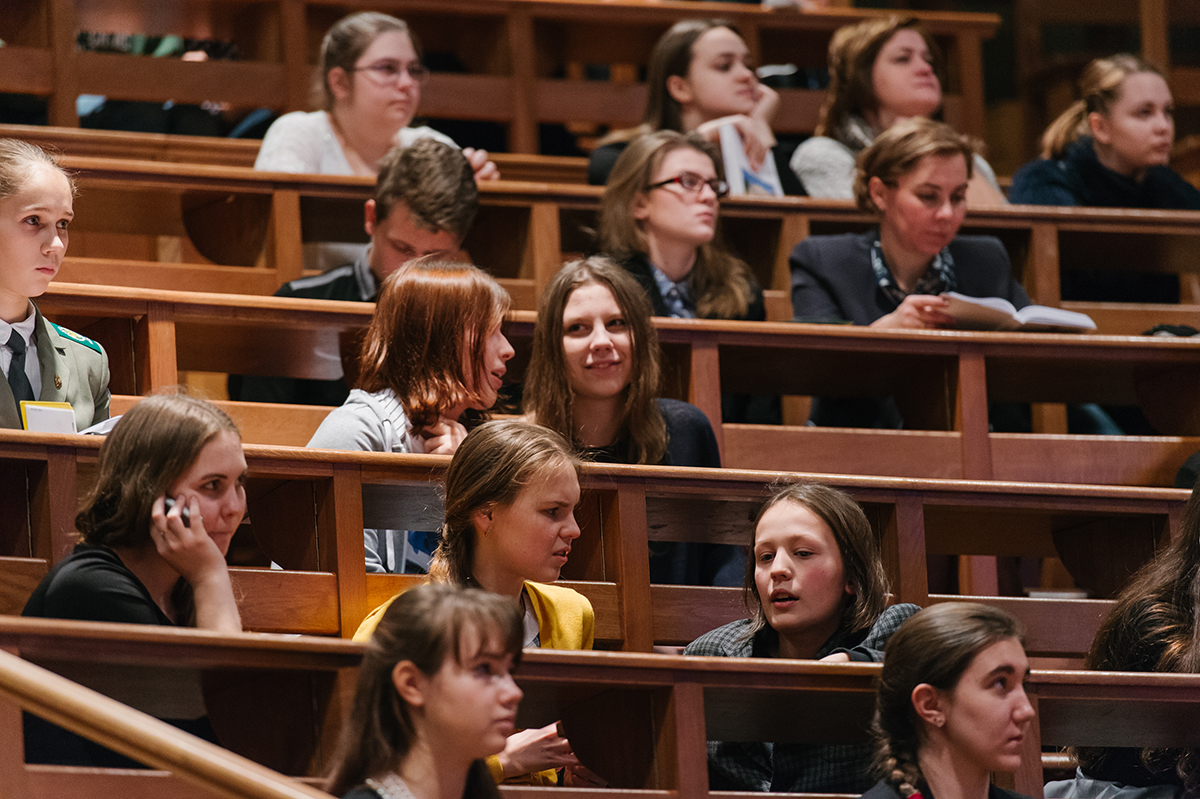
789, 118, 1029, 427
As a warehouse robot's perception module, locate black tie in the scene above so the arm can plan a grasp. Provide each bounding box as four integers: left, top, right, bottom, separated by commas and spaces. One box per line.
7, 330, 35, 406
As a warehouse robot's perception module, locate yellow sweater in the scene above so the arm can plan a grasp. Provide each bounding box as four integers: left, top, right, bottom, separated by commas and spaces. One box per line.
352, 580, 595, 785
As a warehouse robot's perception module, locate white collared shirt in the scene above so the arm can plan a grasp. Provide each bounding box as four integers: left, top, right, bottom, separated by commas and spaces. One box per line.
1, 303, 41, 399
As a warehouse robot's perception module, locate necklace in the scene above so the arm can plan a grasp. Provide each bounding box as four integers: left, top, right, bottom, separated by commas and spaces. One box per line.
365, 774, 416, 799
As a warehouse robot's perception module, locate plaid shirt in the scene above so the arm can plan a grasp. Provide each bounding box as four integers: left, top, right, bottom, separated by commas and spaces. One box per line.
683, 604, 920, 793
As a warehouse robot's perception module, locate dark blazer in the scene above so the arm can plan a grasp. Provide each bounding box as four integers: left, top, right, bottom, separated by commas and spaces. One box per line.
790, 230, 1030, 326
619, 252, 767, 321
790, 230, 1030, 428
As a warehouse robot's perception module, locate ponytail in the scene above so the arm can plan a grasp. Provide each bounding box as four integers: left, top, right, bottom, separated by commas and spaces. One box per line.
1041, 99, 1089, 159
1041, 53, 1164, 160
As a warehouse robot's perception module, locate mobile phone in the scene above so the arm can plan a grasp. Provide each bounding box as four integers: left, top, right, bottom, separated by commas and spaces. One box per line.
163, 496, 191, 528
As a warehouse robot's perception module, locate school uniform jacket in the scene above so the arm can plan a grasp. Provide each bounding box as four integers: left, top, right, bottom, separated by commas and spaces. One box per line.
0, 305, 110, 431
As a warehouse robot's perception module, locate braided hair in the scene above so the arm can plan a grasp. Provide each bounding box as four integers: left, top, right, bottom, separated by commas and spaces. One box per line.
872, 603, 1024, 794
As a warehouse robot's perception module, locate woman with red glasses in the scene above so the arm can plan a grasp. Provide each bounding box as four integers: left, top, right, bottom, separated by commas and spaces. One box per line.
598, 130, 776, 424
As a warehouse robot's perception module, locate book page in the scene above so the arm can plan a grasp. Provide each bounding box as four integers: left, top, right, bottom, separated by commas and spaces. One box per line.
21, 401, 77, 433
719, 124, 784, 197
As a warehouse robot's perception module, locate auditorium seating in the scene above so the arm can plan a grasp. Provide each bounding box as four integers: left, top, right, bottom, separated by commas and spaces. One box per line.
0, 123, 589, 184
0, 1, 998, 147
34, 282, 1200, 485
50, 157, 1200, 336
1, 427, 1184, 648
4, 615, 1200, 799
4, 2, 1197, 793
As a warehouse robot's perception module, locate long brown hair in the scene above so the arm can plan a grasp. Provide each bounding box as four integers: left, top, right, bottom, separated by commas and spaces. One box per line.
600, 18, 740, 146
599, 131, 754, 320
524, 256, 668, 464
357, 260, 510, 430
742, 482, 889, 642
75, 393, 241, 550
325, 583, 520, 797
1040, 54, 1164, 159
815, 17, 943, 139
873, 602, 1025, 796
429, 420, 581, 587
1076, 483, 1200, 789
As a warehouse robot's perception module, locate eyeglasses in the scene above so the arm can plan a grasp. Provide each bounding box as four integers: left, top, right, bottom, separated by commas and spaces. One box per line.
350, 61, 431, 85
647, 171, 730, 199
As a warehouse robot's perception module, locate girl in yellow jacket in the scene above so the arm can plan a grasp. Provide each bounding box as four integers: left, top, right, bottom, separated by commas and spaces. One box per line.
355, 419, 594, 785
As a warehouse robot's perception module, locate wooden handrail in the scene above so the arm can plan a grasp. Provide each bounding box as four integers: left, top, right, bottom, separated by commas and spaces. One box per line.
0, 648, 333, 799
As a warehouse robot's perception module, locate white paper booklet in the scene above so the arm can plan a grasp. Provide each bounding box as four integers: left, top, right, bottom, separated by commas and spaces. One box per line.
21, 401, 77, 433
941, 292, 1097, 332
719, 123, 784, 196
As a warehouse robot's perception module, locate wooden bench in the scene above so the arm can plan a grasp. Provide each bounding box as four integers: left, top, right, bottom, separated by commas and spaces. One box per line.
0, 616, 358, 783
0, 1, 998, 149
0, 429, 1185, 646
35, 282, 1200, 485
3, 616, 1197, 799
0, 123, 589, 184
46, 156, 1200, 334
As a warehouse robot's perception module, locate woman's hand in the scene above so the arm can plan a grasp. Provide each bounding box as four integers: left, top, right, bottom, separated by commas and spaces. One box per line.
422, 416, 469, 455
695, 113, 776, 172
150, 494, 242, 633
750, 82, 780, 128
563, 763, 607, 787
498, 722, 580, 777
820, 652, 851, 663
463, 147, 500, 182
870, 295, 956, 330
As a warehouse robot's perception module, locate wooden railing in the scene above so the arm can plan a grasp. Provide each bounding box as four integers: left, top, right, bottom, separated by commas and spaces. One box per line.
35, 282, 1200, 484
0, 642, 334, 798
47, 156, 1200, 334
0, 1, 998, 149
0, 430, 1186, 645
3, 617, 1200, 799
0, 124, 588, 183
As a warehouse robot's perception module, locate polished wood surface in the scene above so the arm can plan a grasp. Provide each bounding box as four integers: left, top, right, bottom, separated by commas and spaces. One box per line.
43, 157, 1200, 336
5, 619, 1200, 799
0, 1, 998, 147
36, 282, 1200, 485
0, 431, 1184, 653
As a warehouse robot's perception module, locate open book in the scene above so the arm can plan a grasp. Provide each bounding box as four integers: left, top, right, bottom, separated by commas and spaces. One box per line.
941, 292, 1097, 332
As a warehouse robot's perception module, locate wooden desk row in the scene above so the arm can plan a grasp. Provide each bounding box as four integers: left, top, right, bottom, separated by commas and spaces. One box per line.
37, 281, 1200, 486
0, 1, 998, 149
3, 616, 1198, 799
0, 428, 1185, 647
50, 156, 1200, 334
0, 123, 589, 184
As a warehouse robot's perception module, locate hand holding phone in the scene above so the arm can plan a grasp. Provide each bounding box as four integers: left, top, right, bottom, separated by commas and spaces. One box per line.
163, 496, 191, 528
